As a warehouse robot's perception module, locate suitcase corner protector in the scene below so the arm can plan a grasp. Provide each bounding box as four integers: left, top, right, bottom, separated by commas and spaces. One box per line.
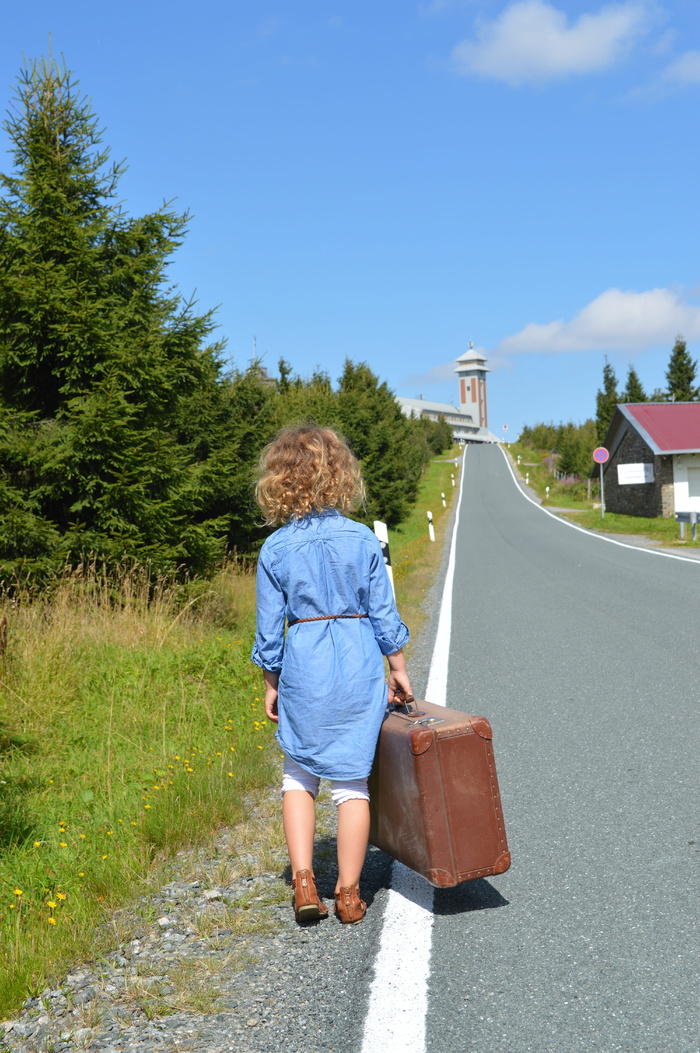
494, 851, 511, 874
469, 716, 493, 739
427, 868, 457, 888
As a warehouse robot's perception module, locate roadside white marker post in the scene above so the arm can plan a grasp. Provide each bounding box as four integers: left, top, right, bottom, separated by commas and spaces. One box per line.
373, 520, 395, 597
441, 492, 446, 508
517, 455, 521, 465
525, 472, 529, 486
427, 511, 435, 542
545, 485, 550, 500
450, 474, 455, 487
593, 447, 609, 519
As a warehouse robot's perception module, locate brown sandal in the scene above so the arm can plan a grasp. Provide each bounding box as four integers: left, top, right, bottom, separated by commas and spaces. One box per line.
334, 885, 367, 924
292, 870, 329, 923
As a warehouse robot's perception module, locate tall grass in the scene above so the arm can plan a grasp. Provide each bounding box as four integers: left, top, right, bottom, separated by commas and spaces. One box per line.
0, 560, 273, 1015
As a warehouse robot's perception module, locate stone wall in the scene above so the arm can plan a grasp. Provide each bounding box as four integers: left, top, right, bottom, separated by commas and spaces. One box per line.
604, 426, 674, 517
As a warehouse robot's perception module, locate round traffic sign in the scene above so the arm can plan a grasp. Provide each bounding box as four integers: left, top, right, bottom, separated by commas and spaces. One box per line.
593, 446, 609, 464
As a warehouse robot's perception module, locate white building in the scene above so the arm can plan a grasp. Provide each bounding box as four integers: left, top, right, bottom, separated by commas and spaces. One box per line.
395, 345, 499, 444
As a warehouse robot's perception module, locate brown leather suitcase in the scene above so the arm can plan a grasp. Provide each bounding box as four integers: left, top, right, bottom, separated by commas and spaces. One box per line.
368, 695, 510, 888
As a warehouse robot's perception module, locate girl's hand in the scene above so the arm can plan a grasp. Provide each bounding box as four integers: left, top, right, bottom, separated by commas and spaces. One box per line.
386, 649, 411, 703
263, 670, 280, 723
265, 689, 279, 722
387, 669, 412, 702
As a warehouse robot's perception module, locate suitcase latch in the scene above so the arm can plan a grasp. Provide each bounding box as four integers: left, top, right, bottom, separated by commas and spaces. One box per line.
406, 716, 445, 727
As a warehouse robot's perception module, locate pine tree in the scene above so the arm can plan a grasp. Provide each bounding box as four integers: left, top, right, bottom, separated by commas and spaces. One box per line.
665, 336, 699, 402
621, 364, 646, 403
335, 360, 429, 526
595, 357, 618, 443
0, 57, 223, 574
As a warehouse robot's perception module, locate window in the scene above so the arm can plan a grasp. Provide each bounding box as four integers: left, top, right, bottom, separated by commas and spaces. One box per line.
687, 466, 700, 499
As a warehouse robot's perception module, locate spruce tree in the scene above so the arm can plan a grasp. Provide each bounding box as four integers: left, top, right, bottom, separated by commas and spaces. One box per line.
665, 336, 699, 402
621, 364, 646, 403
0, 57, 223, 573
335, 360, 428, 526
595, 357, 618, 443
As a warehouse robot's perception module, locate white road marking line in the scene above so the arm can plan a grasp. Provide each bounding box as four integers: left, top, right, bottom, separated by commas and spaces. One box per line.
361, 452, 468, 1053
499, 447, 700, 566
426, 450, 468, 705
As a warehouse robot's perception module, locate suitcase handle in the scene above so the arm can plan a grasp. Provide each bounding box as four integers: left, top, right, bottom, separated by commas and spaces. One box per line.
388, 689, 417, 712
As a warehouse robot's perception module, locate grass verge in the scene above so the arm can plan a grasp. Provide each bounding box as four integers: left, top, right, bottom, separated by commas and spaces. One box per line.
507, 442, 699, 548
0, 561, 275, 1016
389, 450, 461, 640
0, 456, 461, 1016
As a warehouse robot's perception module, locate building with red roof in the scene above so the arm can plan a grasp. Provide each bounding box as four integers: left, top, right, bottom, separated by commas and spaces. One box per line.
600, 403, 700, 517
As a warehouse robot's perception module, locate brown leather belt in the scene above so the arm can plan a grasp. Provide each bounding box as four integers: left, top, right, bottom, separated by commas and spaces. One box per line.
288, 613, 369, 626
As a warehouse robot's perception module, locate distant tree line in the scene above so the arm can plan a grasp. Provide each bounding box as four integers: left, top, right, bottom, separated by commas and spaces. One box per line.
519, 420, 598, 479
595, 339, 699, 442
519, 338, 698, 481
0, 58, 452, 580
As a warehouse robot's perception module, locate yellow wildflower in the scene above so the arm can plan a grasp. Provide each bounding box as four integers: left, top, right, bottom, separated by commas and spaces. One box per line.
48, 917, 56, 925
14, 888, 23, 896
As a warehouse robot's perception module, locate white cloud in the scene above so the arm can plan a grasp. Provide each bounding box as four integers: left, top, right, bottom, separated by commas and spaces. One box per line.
496, 288, 700, 353
405, 361, 461, 385
662, 50, 700, 85
451, 0, 653, 85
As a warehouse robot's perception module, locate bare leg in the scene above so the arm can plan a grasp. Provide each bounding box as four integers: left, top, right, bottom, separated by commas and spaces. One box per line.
282, 789, 316, 874
335, 798, 370, 892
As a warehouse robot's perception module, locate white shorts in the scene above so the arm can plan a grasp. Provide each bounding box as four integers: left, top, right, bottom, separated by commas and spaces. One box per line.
281, 754, 369, 806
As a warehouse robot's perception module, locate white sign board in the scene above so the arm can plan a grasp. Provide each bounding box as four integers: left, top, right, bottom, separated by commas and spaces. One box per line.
617, 463, 654, 485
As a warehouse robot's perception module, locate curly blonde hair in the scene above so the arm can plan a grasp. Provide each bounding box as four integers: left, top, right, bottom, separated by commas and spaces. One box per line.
255, 425, 365, 525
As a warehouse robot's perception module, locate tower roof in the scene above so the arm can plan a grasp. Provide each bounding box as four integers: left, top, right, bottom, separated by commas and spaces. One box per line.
454, 347, 490, 373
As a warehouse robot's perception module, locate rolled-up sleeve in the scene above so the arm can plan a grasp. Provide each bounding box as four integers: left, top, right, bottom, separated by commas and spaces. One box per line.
367, 538, 410, 656
251, 549, 286, 672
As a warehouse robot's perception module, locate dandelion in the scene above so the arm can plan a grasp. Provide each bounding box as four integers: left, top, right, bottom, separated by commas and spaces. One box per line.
144, 805, 151, 810
56, 892, 66, 901
228, 772, 234, 777
48, 917, 56, 925
59, 842, 67, 848
14, 888, 23, 897
106, 831, 113, 835
33, 841, 41, 847
101, 855, 108, 860
79, 872, 84, 877
47, 901, 57, 909
79, 834, 86, 839
257, 745, 263, 750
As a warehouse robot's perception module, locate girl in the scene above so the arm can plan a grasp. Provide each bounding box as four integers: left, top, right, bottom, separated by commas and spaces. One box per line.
251, 426, 412, 924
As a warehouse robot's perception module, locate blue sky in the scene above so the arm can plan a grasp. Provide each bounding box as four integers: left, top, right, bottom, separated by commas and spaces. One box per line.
2, 1, 699, 439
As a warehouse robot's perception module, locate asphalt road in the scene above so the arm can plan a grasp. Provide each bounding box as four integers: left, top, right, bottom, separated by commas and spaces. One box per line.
424, 444, 699, 1053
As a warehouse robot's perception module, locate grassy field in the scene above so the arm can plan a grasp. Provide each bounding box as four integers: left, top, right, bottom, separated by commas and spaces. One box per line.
0, 452, 460, 1016
507, 442, 699, 548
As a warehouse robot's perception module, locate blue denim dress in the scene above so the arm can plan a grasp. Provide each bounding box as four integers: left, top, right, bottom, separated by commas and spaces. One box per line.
251, 510, 410, 780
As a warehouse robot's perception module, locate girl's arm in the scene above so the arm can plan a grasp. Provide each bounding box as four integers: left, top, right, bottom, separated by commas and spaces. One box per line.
387, 648, 412, 701
263, 670, 280, 723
